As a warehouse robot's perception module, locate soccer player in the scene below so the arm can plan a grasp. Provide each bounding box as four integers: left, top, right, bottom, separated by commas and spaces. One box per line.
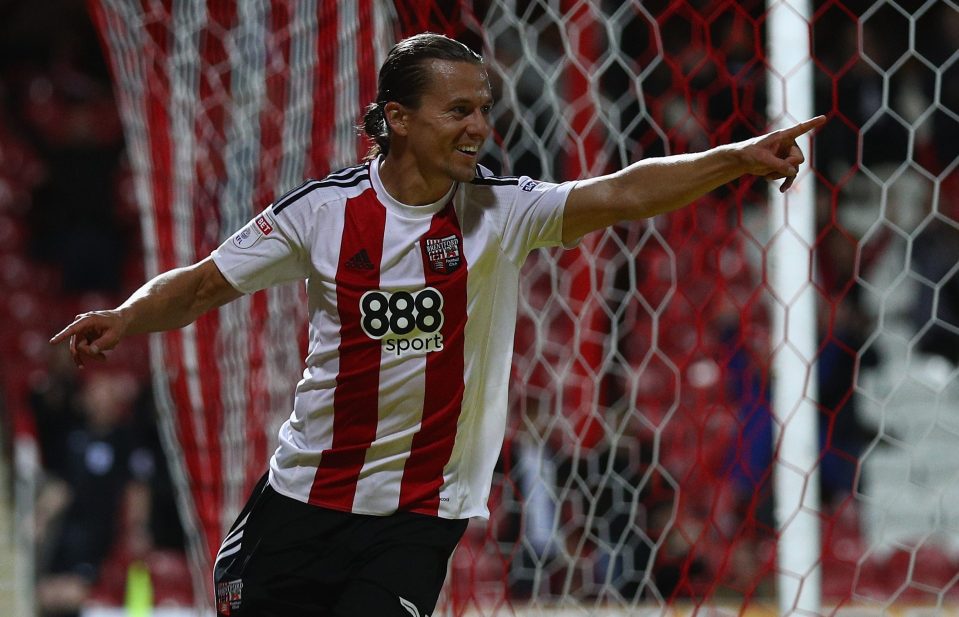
50, 32, 825, 617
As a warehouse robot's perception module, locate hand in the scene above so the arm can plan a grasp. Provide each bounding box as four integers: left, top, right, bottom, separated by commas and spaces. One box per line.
736, 115, 827, 193
49, 309, 128, 368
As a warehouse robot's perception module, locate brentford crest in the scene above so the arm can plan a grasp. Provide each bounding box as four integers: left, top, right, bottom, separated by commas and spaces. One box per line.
423, 234, 462, 274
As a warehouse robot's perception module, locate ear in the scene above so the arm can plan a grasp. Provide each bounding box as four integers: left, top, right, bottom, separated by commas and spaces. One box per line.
383, 102, 409, 137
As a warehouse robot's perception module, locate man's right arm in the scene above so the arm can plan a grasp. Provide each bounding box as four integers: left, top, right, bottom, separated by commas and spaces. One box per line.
50, 256, 243, 367
561, 116, 826, 244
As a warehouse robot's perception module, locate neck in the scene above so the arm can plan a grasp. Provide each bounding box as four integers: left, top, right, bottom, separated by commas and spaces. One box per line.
377, 152, 454, 206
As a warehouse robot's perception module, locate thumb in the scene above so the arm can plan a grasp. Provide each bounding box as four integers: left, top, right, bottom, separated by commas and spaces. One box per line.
754, 148, 796, 178
89, 328, 123, 355
74, 330, 119, 362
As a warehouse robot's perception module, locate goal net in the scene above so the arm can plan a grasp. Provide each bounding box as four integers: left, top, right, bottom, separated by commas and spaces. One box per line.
89, 0, 959, 613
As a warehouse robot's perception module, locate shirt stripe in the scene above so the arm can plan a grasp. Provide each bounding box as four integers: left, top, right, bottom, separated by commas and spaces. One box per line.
398, 201, 469, 514
309, 188, 387, 508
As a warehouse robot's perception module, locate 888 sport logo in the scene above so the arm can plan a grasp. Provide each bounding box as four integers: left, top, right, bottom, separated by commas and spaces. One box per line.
360, 288, 445, 356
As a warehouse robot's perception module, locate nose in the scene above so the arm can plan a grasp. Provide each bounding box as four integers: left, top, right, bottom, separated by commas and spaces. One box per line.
466, 108, 492, 140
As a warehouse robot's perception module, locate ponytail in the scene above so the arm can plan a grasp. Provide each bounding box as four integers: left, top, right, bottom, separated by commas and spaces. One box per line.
361, 102, 389, 160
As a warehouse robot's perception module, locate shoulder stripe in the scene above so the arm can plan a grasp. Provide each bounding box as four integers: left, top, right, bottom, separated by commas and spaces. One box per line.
272, 167, 371, 216
471, 176, 520, 186
324, 163, 368, 181
314, 171, 370, 189
472, 165, 519, 185
272, 179, 322, 215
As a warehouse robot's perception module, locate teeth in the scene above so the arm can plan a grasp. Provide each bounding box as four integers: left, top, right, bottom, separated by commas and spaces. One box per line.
458, 146, 478, 154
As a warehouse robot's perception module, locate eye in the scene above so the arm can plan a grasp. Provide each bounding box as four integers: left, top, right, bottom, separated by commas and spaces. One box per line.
481, 104, 492, 115
450, 106, 468, 117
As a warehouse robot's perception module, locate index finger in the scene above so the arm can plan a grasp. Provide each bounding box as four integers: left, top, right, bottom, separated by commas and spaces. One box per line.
779, 115, 827, 139
50, 318, 85, 345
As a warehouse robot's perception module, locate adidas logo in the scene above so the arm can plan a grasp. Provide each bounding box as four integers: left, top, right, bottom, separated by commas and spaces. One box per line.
399, 596, 428, 617
345, 249, 375, 271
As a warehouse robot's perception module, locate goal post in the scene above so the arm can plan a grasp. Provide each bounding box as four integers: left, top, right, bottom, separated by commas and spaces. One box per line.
87, 0, 959, 614
766, 0, 821, 614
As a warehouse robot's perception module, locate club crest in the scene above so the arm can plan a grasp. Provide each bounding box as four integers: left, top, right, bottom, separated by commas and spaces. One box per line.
423, 234, 462, 274
216, 579, 243, 615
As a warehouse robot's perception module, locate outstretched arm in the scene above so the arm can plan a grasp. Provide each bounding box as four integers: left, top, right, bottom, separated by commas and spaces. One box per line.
562, 116, 827, 244
49, 256, 243, 367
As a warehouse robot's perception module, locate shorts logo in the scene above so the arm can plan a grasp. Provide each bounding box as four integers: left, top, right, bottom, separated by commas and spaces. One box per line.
360, 288, 445, 356
423, 234, 462, 274
216, 579, 243, 615
399, 596, 429, 617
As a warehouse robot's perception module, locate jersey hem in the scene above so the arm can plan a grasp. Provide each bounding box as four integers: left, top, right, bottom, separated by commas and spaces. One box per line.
266, 474, 488, 520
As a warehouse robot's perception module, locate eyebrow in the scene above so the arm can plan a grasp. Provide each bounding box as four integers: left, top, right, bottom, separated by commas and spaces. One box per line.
447, 96, 494, 107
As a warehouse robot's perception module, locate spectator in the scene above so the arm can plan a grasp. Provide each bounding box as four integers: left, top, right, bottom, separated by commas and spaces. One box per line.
33, 371, 148, 617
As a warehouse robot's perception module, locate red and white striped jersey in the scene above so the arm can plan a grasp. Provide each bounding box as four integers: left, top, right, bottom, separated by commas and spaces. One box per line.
211, 156, 574, 519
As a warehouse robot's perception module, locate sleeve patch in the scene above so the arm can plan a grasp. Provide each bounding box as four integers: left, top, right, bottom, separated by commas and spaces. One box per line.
232, 214, 274, 250
255, 215, 274, 235
232, 220, 263, 249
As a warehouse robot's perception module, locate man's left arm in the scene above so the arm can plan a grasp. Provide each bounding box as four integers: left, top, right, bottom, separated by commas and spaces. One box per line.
562, 115, 827, 244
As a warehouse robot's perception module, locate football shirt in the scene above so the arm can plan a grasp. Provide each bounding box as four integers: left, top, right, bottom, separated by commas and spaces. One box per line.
212, 156, 574, 519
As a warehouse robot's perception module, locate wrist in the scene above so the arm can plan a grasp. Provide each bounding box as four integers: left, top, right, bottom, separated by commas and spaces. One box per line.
716, 142, 748, 174
113, 307, 136, 337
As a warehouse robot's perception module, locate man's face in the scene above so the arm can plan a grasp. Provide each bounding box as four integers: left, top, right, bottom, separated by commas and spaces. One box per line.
394, 59, 493, 185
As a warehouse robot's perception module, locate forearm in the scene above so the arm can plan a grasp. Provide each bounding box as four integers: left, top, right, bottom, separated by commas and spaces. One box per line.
117, 262, 227, 335
611, 145, 743, 218
562, 116, 822, 244
564, 145, 744, 242
50, 257, 241, 367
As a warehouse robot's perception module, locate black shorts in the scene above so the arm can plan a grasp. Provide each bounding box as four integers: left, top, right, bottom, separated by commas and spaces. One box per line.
213, 474, 468, 616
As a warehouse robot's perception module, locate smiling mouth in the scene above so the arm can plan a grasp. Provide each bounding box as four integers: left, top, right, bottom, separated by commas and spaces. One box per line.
456, 145, 479, 156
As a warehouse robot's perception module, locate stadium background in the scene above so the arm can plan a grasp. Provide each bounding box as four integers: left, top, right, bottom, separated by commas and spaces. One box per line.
0, 0, 956, 615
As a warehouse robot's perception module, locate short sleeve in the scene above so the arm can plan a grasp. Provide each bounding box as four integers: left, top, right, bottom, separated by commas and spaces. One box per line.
495, 176, 577, 265
211, 205, 310, 294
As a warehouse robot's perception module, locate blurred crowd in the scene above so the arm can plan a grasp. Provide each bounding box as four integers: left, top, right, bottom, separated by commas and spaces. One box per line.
0, 1, 188, 615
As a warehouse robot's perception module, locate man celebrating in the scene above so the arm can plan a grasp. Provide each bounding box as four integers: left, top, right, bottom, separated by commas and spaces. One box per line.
52, 32, 824, 617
